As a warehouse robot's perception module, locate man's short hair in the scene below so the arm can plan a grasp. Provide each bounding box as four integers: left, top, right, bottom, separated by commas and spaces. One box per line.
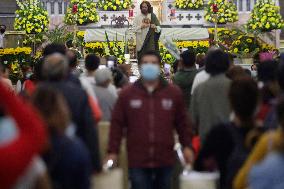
0, 64, 5, 74
85, 53, 100, 71
66, 49, 78, 68
257, 60, 278, 82
42, 53, 69, 81
205, 49, 230, 76
180, 50, 196, 67
43, 43, 67, 57
138, 50, 161, 65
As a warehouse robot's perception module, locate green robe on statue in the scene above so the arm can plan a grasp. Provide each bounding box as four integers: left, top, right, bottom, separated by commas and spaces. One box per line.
133, 12, 161, 59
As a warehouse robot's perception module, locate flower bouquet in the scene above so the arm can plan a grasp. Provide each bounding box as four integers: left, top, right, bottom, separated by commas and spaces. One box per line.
247, 0, 284, 32
98, 0, 132, 11
204, 0, 238, 24
65, 0, 100, 25
175, 0, 204, 10
230, 35, 260, 64
14, 0, 49, 44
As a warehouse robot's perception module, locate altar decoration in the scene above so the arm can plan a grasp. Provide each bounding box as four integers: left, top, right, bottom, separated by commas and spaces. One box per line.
175, 0, 204, 10
160, 45, 176, 65
0, 47, 32, 64
230, 35, 260, 64
176, 41, 210, 53
205, 0, 238, 24
84, 41, 125, 63
98, 0, 132, 11
247, 0, 284, 32
0, 47, 32, 83
83, 40, 210, 64
216, 28, 243, 47
65, 0, 99, 25
14, 0, 49, 44
159, 40, 210, 65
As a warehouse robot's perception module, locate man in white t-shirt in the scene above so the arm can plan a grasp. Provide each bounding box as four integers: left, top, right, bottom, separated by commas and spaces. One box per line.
191, 70, 210, 95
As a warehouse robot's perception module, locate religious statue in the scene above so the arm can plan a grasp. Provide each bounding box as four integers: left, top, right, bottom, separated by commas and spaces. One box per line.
0, 25, 6, 48
133, 1, 161, 59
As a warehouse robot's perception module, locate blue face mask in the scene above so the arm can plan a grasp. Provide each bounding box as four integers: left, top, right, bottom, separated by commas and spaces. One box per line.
140, 63, 160, 81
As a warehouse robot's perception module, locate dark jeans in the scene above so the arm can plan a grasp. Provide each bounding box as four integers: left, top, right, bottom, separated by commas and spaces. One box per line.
129, 167, 173, 189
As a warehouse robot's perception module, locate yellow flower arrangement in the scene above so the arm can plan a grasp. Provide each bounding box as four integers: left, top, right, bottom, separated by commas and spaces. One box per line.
14, 0, 49, 43
159, 40, 210, 65
77, 31, 85, 38
65, 0, 99, 25
0, 47, 32, 56
175, 0, 204, 10
98, 0, 132, 11
230, 35, 260, 58
205, 0, 238, 24
0, 47, 33, 82
247, 0, 284, 32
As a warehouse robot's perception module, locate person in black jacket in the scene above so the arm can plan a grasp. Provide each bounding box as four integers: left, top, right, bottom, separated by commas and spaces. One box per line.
41, 52, 101, 172
194, 77, 264, 189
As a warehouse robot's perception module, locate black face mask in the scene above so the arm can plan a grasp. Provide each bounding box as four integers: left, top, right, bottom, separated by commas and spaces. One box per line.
0, 29, 5, 34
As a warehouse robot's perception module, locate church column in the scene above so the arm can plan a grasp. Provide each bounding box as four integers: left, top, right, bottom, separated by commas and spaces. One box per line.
279, 0, 284, 40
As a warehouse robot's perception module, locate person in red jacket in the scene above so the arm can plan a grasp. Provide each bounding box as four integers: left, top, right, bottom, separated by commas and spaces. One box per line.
107, 50, 194, 189
0, 81, 47, 189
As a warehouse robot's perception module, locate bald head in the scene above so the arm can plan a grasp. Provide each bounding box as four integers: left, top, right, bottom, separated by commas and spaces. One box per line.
42, 53, 69, 81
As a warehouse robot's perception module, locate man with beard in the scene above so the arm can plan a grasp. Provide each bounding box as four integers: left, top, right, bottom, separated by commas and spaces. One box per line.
133, 1, 161, 59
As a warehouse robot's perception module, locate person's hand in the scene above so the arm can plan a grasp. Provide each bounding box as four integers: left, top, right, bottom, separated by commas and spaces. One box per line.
183, 147, 195, 165
104, 153, 118, 166
141, 23, 150, 29
150, 24, 156, 29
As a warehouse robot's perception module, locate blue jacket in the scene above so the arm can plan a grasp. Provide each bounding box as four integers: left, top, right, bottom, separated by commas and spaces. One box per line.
44, 134, 92, 189
249, 152, 284, 189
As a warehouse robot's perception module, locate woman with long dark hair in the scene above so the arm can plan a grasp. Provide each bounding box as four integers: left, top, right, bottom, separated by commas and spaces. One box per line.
194, 77, 265, 189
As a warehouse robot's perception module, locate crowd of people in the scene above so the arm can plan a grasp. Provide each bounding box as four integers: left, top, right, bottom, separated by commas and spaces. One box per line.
1, 42, 284, 189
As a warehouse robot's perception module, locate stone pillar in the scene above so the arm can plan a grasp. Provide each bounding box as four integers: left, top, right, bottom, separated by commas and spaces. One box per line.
279, 0, 284, 40
0, 0, 18, 30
